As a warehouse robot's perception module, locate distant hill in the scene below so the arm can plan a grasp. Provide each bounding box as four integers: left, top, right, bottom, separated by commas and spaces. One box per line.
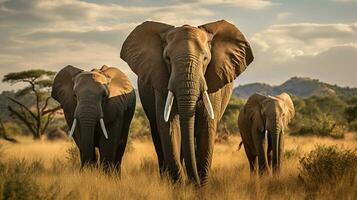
233, 77, 357, 98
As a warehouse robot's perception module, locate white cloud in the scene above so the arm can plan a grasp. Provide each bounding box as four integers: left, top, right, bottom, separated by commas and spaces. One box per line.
237, 22, 357, 87
276, 12, 291, 21
332, 0, 357, 2
197, 0, 273, 9
251, 22, 357, 60
0, 0, 218, 90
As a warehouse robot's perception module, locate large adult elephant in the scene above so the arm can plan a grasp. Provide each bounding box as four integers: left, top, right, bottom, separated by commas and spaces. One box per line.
120, 20, 254, 185
238, 93, 295, 175
51, 65, 136, 173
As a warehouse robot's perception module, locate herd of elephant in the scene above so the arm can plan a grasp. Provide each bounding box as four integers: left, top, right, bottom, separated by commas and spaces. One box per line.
51, 20, 295, 186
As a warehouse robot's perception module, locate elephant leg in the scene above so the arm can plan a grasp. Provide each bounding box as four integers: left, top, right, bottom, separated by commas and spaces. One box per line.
253, 130, 269, 175
242, 142, 257, 174
114, 99, 136, 175
155, 91, 183, 182
138, 80, 165, 175
195, 110, 216, 185
99, 115, 124, 173
195, 83, 232, 185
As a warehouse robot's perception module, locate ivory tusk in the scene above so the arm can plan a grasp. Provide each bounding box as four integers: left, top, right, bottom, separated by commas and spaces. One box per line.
99, 118, 109, 139
68, 118, 77, 138
202, 91, 214, 119
164, 91, 174, 122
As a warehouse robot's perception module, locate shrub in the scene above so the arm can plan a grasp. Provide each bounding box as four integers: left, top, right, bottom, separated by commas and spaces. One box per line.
299, 145, 357, 197
349, 119, 357, 131
129, 105, 150, 138
66, 144, 80, 167
0, 159, 58, 200
284, 146, 302, 160
218, 97, 245, 135
290, 113, 346, 138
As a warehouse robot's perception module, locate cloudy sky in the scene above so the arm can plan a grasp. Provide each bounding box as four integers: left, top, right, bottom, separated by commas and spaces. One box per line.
0, 0, 356, 91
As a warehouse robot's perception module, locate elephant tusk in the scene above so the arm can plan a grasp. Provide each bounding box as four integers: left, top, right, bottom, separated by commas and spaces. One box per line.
164, 91, 174, 122
99, 118, 109, 139
68, 118, 77, 138
265, 130, 268, 135
202, 91, 214, 119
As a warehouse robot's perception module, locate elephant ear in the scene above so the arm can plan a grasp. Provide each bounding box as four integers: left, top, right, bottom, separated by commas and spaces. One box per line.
51, 65, 83, 124
120, 21, 174, 92
276, 93, 295, 126
99, 65, 133, 98
199, 20, 254, 93
244, 93, 267, 132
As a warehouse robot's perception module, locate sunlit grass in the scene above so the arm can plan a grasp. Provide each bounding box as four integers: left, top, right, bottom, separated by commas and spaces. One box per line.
0, 133, 356, 200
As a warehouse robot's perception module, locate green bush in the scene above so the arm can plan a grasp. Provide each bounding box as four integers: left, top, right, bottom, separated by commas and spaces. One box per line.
218, 97, 245, 135
284, 146, 302, 160
349, 119, 357, 131
299, 145, 357, 195
129, 105, 150, 138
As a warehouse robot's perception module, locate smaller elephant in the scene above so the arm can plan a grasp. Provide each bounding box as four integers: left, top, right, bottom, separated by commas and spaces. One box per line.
52, 65, 136, 173
238, 93, 294, 174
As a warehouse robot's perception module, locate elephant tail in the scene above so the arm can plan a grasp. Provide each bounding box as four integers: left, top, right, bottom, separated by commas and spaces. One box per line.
237, 141, 243, 151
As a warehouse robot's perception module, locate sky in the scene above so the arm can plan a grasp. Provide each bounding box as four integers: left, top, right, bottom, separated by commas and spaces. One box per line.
0, 0, 356, 91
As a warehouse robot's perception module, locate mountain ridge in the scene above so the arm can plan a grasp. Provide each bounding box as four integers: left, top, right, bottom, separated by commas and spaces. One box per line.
233, 77, 357, 98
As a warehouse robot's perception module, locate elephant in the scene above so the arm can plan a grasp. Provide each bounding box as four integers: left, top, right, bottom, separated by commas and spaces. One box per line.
51, 65, 136, 173
120, 20, 254, 185
238, 93, 295, 175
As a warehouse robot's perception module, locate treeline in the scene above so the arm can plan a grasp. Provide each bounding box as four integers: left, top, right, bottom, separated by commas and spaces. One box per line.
0, 69, 356, 141
1, 92, 356, 140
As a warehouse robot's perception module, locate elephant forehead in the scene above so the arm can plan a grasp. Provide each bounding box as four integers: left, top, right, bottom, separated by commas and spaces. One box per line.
169, 26, 209, 42
91, 71, 108, 84
76, 71, 108, 85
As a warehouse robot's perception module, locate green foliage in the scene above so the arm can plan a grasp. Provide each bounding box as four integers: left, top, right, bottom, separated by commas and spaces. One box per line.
349, 119, 357, 131
345, 105, 357, 122
218, 97, 245, 135
129, 105, 150, 138
289, 95, 354, 138
2, 69, 60, 139
284, 146, 302, 160
299, 145, 357, 196
2, 70, 55, 84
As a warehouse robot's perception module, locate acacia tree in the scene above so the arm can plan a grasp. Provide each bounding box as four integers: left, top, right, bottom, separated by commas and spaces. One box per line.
2, 70, 61, 139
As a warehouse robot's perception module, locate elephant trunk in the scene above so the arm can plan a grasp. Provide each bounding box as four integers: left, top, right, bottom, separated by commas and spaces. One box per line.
177, 92, 200, 185
78, 115, 97, 165
271, 131, 280, 173
75, 99, 107, 166
269, 119, 281, 173
174, 58, 202, 185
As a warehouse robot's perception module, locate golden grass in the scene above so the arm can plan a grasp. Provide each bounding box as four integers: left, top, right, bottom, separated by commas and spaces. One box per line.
0, 133, 356, 200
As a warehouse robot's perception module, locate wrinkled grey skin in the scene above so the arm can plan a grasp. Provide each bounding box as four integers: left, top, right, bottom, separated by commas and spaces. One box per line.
238, 93, 295, 175
121, 20, 254, 185
52, 65, 136, 173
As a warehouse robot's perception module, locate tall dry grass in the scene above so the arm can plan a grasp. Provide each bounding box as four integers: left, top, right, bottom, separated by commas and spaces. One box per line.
0, 133, 356, 200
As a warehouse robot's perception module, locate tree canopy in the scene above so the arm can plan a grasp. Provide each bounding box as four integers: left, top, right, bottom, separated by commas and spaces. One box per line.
2, 69, 60, 139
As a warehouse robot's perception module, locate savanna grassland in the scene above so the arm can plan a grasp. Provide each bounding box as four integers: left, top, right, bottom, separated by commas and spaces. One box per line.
0, 133, 356, 200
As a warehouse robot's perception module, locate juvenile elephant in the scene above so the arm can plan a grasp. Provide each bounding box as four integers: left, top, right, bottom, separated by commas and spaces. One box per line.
238, 93, 295, 175
51, 65, 136, 173
120, 20, 253, 185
